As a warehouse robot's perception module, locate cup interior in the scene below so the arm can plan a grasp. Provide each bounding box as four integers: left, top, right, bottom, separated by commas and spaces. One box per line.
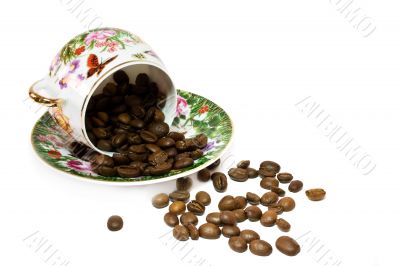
82, 62, 177, 154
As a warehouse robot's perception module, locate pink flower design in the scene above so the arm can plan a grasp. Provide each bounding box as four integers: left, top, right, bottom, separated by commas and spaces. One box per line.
107, 41, 118, 52
84, 30, 116, 46
49, 53, 60, 72
66, 160, 92, 172
176, 96, 189, 117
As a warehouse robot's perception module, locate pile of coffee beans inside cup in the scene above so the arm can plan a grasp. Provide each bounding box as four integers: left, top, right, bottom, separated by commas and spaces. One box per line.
152, 160, 326, 257
82, 70, 208, 178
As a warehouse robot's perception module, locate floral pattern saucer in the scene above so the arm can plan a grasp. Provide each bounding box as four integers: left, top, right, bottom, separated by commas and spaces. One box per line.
31, 90, 233, 185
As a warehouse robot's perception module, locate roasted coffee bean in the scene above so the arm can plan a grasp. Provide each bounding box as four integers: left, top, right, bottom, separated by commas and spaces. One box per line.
222, 225, 241, 238
174, 157, 194, 169
103, 82, 118, 96
278, 197, 296, 212
176, 177, 192, 191
259, 161, 281, 177
260, 210, 277, 227
169, 190, 190, 203
93, 154, 114, 167
127, 133, 142, 145
199, 223, 221, 239
149, 162, 173, 175
135, 73, 149, 87
249, 240, 273, 256
187, 200, 205, 215
276, 218, 291, 232
234, 196, 247, 209
211, 172, 228, 192
229, 236, 248, 253
129, 161, 147, 172
220, 211, 237, 225
270, 186, 286, 197
195, 191, 211, 206
218, 195, 236, 211
164, 212, 179, 227
237, 160, 250, 169
112, 153, 130, 165
95, 165, 117, 176
152, 193, 169, 208
91, 116, 106, 127
107, 215, 123, 231
240, 229, 260, 244
97, 139, 113, 151
153, 108, 165, 122
193, 134, 208, 149
145, 143, 161, 153
147, 122, 169, 138
247, 168, 259, 178
165, 147, 178, 158
157, 137, 175, 148
129, 119, 145, 129
148, 151, 168, 165
180, 212, 198, 226
117, 113, 131, 124
206, 212, 222, 226
190, 149, 203, 160
116, 165, 141, 178
288, 180, 303, 193
167, 132, 185, 141
113, 70, 129, 85
260, 192, 279, 206
130, 105, 146, 118
125, 95, 141, 107
140, 130, 158, 143
268, 203, 284, 215
111, 95, 124, 105
260, 177, 279, 189
127, 152, 148, 162
93, 128, 110, 139
95, 97, 111, 111
275, 236, 300, 256
111, 104, 128, 114
173, 225, 189, 241
174, 152, 190, 161
306, 188, 326, 201
228, 168, 249, 182
175, 140, 187, 151
233, 209, 247, 223
246, 192, 260, 205
277, 172, 293, 184
111, 133, 127, 148
186, 224, 199, 240
169, 201, 186, 215
245, 206, 262, 222
129, 144, 147, 154
207, 159, 221, 170
197, 169, 211, 182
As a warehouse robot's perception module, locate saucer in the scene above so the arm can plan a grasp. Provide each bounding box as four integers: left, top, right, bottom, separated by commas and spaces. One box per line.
31, 90, 233, 185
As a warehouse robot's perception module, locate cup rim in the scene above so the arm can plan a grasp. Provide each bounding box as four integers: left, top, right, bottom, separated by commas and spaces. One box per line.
80, 59, 176, 155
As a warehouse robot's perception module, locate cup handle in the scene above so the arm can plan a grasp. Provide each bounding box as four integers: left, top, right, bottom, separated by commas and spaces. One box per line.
28, 79, 61, 107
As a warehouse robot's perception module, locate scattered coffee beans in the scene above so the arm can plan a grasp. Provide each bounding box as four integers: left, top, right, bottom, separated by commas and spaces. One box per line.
306, 188, 326, 201
180, 212, 198, 226
246, 192, 260, 205
260, 177, 279, 189
176, 177, 192, 191
233, 209, 247, 223
288, 180, 303, 193
228, 167, 249, 182
276, 218, 291, 232
107, 215, 123, 231
240, 229, 260, 243
277, 172, 293, 183
275, 236, 301, 256
249, 239, 273, 256
244, 206, 262, 222
207, 159, 220, 170
206, 212, 222, 226
199, 223, 221, 239
234, 196, 248, 209
169, 201, 186, 215
211, 172, 228, 192
237, 160, 250, 169
164, 212, 179, 227
260, 191, 279, 206
169, 190, 190, 203
260, 210, 277, 227
187, 200, 205, 215
173, 225, 189, 241
220, 211, 237, 225
278, 197, 296, 212
228, 236, 248, 253
218, 195, 236, 211
222, 225, 241, 238
259, 161, 280, 177
152, 193, 169, 208
186, 224, 199, 240
197, 168, 211, 182
195, 191, 211, 206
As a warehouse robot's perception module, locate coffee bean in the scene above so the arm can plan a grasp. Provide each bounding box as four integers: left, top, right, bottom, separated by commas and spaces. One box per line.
152, 193, 169, 208
129, 119, 145, 129
245, 206, 262, 221
270, 186, 286, 197
237, 160, 250, 169
112, 153, 130, 165
169, 190, 190, 203
220, 211, 237, 225
103, 83, 118, 96
206, 212, 222, 226
186, 224, 199, 240
111, 133, 127, 148
207, 159, 220, 170
268, 203, 284, 215
277, 172, 293, 183
305, 188, 326, 201
275, 236, 300, 256
91, 116, 106, 127
260, 210, 277, 227
276, 218, 291, 232
288, 180, 303, 193
278, 197, 296, 212
195, 191, 211, 206
260, 177, 279, 189
157, 137, 175, 148
107, 215, 123, 231
148, 162, 173, 175
199, 223, 221, 239
127, 133, 142, 145
145, 143, 161, 153
169, 201, 186, 215
228, 236, 248, 253
97, 140, 113, 151
135, 73, 149, 87
113, 70, 129, 85
259, 161, 280, 177
174, 157, 194, 169
116, 165, 141, 178
187, 200, 205, 215
249, 239, 273, 256
246, 192, 260, 205
140, 130, 158, 143
180, 212, 198, 226
247, 168, 259, 178
234, 196, 247, 209
130, 105, 146, 118
240, 229, 260, 243
127, 152, 148, 162
211, 172, 228, 192
218, 195, 236, 211
260, 192, 279, 206
222, 225, 241, 238
148, 151, 168, 165
92, 128, 110, 139
147, 122, 169, 138
165, 147, 178, 158
197, 169, 211, 182
129, 144, 147, 154
190, 149, 203, 160
117, 113, 131, 124
233, 209, 247, 223
228, 168, 249, 182
164, 212, 179, 227
95, 165, 117, 176
173, 225, 189, 241
93, 154, 114, 167
174, 152, 190, 161
176, 177, 192, 191
167, 132, 185, 141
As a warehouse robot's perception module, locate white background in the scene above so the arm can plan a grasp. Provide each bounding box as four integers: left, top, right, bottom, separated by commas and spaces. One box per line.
0, 0, 399, 265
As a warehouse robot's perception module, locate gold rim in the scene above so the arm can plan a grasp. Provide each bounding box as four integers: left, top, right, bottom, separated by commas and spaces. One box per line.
28, 80, 61, 107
